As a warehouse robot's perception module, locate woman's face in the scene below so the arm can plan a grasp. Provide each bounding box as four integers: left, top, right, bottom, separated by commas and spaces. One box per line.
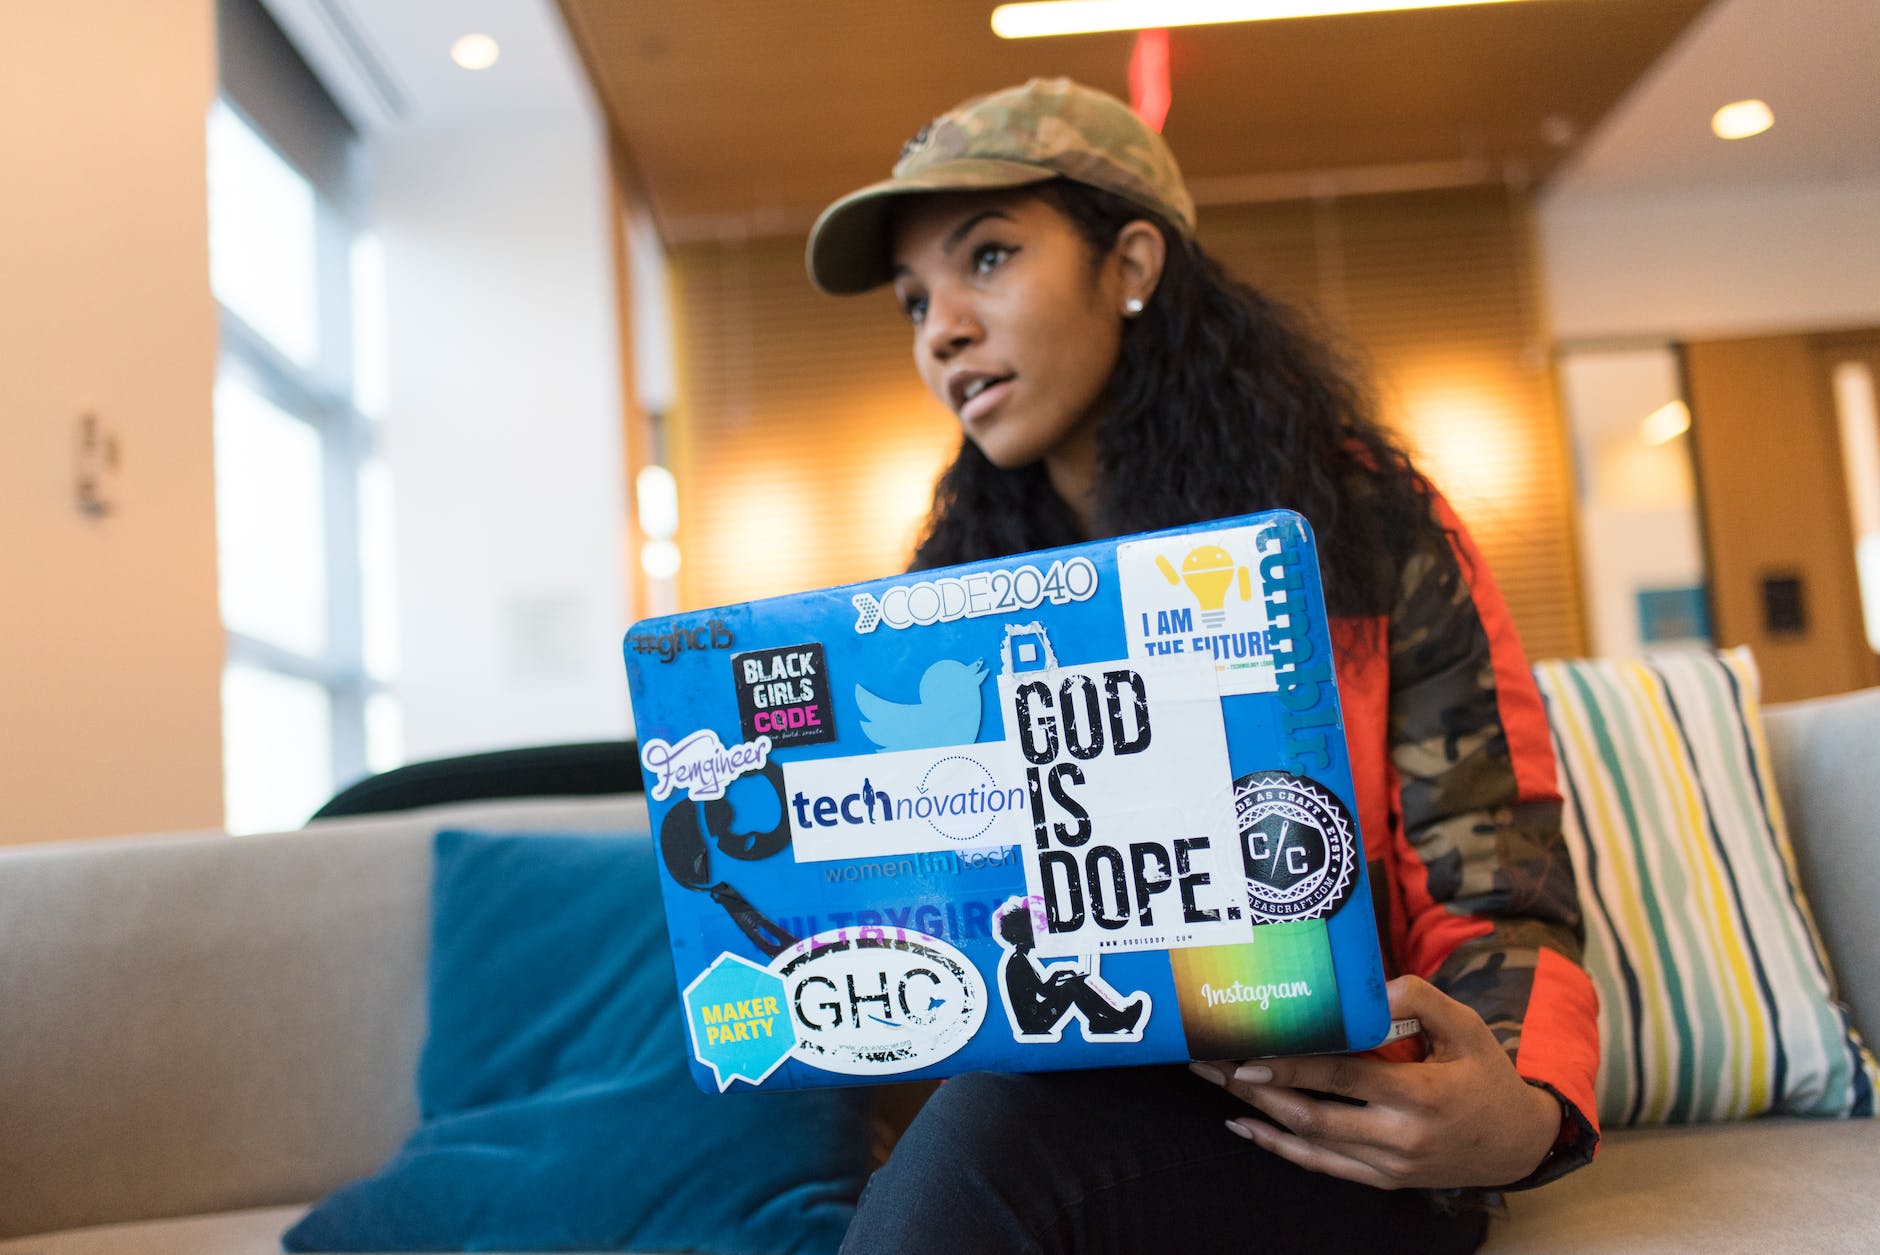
887, 191, 1134, 503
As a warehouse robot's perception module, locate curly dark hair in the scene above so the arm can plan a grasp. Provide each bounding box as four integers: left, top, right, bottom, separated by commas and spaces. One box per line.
907, 179, 1446, 619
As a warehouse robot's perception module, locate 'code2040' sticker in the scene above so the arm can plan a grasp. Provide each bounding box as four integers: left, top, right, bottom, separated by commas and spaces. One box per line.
852, 558, 1099, 634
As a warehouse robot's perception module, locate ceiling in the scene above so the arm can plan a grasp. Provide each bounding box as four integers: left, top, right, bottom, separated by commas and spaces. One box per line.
272, 0, 1880, 241
553, 0, 1711, 240
1549, 0, 1880, 193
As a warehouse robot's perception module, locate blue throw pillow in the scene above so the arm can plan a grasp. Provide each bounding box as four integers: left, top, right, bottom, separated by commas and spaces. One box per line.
284, 828, 873, 1253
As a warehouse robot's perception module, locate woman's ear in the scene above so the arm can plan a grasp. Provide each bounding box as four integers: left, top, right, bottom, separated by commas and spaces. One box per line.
1112, 220, 1168, 313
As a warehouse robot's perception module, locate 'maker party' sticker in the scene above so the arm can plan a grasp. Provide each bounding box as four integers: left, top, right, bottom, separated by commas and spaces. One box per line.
683, 953, 795, 1091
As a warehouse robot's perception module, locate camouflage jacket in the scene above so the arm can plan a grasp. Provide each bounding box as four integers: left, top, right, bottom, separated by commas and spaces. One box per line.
1332, 493, 1600, 1189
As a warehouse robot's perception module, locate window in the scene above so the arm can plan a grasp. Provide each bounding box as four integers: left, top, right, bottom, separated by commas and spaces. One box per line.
209, 0, 398, 833
1832, 358, 1880, 654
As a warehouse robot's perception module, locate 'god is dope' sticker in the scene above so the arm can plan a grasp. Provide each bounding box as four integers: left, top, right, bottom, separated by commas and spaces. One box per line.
1234, 772, 1357, 924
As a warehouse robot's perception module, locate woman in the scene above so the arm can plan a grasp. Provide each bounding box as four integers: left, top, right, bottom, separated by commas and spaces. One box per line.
805, 79, 1599, 1255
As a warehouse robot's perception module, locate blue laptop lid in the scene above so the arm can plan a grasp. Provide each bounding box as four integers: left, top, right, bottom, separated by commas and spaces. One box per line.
624, 510, 1391, 1093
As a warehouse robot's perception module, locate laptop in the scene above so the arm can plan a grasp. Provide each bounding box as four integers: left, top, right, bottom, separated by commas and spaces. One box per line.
624, 509, 1393, 1093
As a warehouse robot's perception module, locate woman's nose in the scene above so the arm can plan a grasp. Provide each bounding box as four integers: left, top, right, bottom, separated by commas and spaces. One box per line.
921, 292, 981, 359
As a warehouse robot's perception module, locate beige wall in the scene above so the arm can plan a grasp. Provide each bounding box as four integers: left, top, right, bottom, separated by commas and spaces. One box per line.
0, 0, 226, 843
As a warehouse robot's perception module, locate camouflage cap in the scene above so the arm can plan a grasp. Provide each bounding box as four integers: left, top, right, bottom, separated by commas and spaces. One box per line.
805, 77, 1195, 295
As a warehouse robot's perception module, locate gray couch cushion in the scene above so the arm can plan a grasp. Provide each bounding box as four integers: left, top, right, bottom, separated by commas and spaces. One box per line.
1762, 686, 1880, 1052
1487, 1117, 1880, 1253
0, 796, 646, 1242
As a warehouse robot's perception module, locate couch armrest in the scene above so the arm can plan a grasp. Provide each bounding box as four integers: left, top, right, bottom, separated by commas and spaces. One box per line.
1760, 685, 1880, 1052
0, 794, 646, 1241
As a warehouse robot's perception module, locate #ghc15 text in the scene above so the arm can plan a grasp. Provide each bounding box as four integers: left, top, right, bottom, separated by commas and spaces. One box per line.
629, 618, 734, 663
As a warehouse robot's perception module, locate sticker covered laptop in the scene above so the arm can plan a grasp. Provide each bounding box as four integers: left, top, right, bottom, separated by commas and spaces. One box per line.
623, 510, 1391, 1093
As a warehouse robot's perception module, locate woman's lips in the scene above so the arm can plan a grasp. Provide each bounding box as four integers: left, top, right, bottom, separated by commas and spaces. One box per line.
958, 375, 1014, 425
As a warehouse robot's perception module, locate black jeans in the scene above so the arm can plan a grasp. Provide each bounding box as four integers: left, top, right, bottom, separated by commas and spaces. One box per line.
839, 1067, 1490, 1255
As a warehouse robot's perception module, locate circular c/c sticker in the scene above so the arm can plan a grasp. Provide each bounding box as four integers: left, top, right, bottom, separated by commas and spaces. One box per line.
1233, 771, 1357, 924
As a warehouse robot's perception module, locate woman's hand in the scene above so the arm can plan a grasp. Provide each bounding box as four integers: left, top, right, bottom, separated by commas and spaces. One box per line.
1190, 975, 1561, 1191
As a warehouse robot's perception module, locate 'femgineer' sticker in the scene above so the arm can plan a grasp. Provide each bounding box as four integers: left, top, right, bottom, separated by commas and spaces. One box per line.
641, 728, 772, 802
1234, 772, 1357, 923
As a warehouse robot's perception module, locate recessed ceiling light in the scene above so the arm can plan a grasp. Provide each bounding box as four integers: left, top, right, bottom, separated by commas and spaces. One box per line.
1711, 99, 1773, 140
991, 0, 1533, 39
451, 34, 500, 71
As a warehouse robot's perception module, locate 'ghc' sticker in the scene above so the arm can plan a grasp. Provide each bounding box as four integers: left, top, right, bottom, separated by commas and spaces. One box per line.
1234, 772, 1357, 924
772, 928, 986, 1075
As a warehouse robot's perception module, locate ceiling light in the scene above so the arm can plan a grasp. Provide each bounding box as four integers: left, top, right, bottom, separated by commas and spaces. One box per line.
991, 0, 1531, 39
1711, 99, 1772, 140
1538, 113, 1576, 148
451, 34, 501, 70
1641, 400, 1691, 446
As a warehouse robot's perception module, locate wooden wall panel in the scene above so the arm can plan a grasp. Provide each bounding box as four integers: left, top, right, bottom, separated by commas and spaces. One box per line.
669, 238, 960, 608
668, 186, 1585, 662
1685, 334, 1880, 702
1204, 189, 1583, 661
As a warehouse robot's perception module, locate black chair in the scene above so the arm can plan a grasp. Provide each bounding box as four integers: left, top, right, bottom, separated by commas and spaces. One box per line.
311, 740, 642, 821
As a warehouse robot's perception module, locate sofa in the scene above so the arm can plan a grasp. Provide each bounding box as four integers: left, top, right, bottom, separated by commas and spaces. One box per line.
3, 680, 1876, 1255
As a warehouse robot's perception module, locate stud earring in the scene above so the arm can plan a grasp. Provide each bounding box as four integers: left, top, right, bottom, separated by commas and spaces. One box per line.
1124, 297, 1145, 317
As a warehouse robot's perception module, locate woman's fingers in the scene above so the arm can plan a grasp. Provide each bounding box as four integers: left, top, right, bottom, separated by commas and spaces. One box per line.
1228, 1077, 1416, 1148
1225, 1116, 1409, 1190
1231, 1053, 1391, 1103
1386, 973, 1496, 1059
1189, 973, 1566, 1188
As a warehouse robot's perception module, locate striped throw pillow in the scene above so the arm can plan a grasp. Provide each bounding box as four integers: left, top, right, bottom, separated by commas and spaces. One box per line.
1533, 648, 1878, 1126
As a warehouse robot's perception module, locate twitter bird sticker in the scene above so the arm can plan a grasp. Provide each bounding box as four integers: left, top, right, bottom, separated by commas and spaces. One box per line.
854, 658, 988, 751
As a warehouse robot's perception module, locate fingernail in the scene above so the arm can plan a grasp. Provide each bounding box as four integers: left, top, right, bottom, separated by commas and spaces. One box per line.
1225, 1118, 1256, 1141
1189, 1062, 1225, 1086
1233, 1064, 1272, 1084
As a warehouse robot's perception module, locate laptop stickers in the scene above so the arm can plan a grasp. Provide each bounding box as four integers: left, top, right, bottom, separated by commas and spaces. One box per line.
624, 511, 1391, 1092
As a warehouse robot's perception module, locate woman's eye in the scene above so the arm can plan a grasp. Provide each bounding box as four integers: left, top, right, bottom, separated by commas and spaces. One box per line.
971, 244, 1013, 276
900, 293, 929, 325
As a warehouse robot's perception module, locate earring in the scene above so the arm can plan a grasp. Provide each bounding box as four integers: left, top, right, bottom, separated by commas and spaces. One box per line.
1124, 297, 1145, 317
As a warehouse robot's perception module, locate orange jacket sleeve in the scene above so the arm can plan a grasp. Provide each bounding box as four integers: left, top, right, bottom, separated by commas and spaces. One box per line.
1371, 495, 1600, 1185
